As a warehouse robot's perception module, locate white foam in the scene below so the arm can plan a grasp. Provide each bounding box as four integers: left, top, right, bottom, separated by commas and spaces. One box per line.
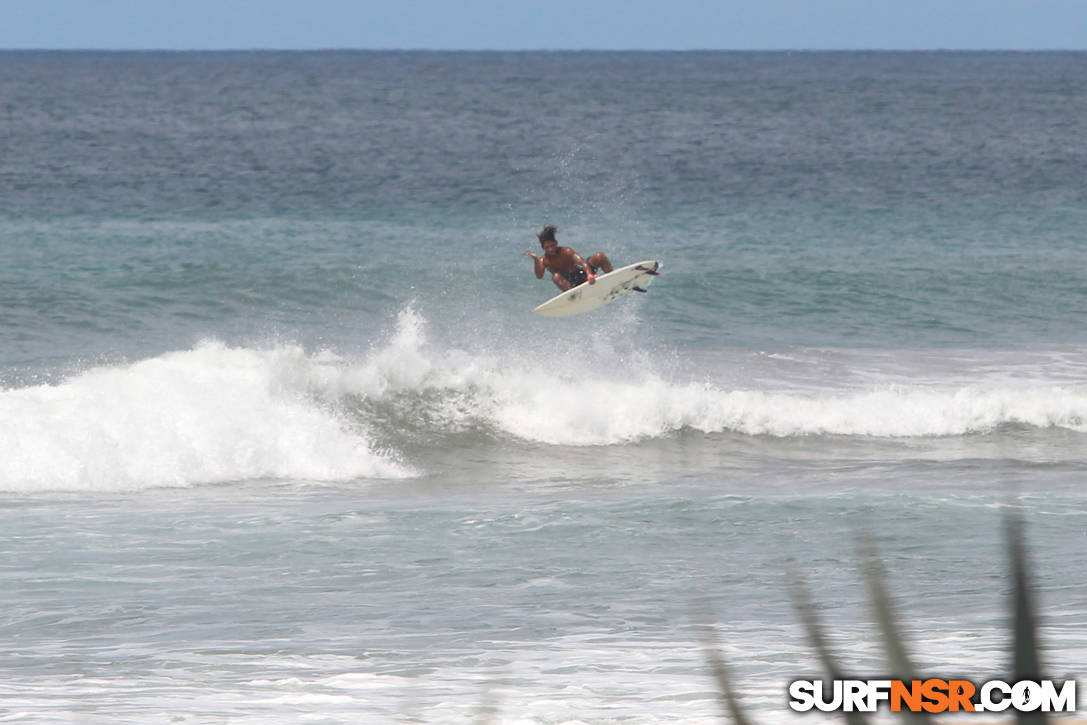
307, 309, 1087, 446
0, 341, 413, 492
6, 309, 1084, 492
502, 378, 1087, 445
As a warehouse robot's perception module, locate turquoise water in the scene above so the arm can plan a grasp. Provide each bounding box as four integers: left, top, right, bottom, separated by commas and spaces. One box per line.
0, 51, 1085, 723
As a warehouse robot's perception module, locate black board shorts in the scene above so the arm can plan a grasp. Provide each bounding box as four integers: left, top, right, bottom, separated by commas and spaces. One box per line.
564, 265, 599, 288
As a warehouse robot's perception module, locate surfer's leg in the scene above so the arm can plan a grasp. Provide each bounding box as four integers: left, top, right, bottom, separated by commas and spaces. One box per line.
551, 272, 572, 291
588, 252, 613, 273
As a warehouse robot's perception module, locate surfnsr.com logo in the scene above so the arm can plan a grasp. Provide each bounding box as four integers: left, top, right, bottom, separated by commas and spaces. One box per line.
789, 679, 1078, 713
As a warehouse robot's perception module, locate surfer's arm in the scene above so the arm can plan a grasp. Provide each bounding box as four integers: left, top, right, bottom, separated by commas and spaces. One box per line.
525, 250, 546, 278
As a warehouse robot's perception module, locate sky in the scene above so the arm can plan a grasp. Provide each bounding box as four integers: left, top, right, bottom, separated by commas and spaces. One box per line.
2, 0, 1085, 51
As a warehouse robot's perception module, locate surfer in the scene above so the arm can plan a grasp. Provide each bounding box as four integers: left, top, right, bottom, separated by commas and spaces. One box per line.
525, 225, 613, 292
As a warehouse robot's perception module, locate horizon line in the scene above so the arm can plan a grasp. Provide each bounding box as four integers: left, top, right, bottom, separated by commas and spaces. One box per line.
2, 47, 1085, 53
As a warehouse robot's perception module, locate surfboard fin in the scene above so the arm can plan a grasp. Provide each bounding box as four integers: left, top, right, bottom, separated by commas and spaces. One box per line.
632, 286, 648, 293
634, 265, 661, 276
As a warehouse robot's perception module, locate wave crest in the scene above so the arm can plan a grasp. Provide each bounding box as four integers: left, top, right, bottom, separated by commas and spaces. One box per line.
4, 308, 1083, 491
311, 310, 1087, 446
0, 341, 413, 492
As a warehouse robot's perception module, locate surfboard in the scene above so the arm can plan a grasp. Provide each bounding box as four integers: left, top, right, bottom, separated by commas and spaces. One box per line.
532, 260, 662, 317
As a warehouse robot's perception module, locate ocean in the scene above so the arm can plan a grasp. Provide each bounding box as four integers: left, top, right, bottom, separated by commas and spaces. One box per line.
1, 50, 1085, 723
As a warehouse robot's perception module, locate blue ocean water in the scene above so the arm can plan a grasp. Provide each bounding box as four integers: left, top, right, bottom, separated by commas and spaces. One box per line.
0, 51, 1085, 723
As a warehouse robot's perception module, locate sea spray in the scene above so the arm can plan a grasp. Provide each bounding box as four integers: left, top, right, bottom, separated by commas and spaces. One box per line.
306, 310, 1087, 446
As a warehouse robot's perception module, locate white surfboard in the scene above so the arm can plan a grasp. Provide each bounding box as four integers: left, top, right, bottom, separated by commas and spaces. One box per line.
533, 260, 662, 317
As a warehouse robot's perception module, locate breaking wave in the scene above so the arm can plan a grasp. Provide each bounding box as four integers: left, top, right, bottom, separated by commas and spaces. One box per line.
2, 307, 1084, 492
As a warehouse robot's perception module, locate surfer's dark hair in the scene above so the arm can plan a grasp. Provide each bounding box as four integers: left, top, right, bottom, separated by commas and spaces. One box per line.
537, 225, 557, 243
